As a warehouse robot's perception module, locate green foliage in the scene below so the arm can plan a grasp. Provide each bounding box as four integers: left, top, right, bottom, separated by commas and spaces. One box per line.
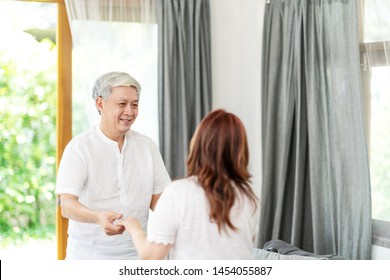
0, 32, 57, 245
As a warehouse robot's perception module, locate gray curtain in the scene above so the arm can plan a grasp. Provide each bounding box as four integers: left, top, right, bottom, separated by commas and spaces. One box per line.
258, 0, 372, 260
156, 0, 212, 179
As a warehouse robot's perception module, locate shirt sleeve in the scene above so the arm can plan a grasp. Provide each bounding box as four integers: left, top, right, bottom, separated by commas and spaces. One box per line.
147, 184, 179, 245
150, 141, 172, 195
55, 143, 87, 197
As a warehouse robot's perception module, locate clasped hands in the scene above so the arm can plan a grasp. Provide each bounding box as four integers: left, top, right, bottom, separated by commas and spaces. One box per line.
97, 211, 140, 236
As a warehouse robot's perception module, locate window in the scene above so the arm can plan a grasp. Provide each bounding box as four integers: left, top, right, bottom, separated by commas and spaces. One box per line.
0, 0, 72, 260
360, 0, 390, 248
369, 66, 390, 221
71, 20, 159, 145
0, 0, 58, 257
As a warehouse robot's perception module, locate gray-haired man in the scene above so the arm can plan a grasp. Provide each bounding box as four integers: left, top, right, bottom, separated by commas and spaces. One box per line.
56, 72, 171, 259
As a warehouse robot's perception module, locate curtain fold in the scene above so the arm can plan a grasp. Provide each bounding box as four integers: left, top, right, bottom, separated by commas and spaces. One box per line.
156, 0, 212, 179
258, 0, 371, 260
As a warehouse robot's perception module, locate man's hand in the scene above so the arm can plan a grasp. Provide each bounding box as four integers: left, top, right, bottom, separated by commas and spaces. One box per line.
97, 211, 125, 235
59, 194, 125, 235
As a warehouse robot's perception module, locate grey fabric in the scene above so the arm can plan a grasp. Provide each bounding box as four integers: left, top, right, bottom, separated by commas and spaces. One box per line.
258, 0, 371, 259
252, 248, 322, 260
263, 239, 344, 260
156, 0, 212, 179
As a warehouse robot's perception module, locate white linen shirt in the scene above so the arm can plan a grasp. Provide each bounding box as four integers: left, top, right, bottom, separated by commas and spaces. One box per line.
55, 125, 171, 260
147, 176, 257, 259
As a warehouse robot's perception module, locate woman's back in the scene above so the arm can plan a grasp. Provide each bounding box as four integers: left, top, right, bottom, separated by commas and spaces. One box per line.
118, 109, 258, 260
147, 176, 256, 259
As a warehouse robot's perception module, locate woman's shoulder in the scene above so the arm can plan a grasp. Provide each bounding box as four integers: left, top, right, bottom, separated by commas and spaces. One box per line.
173, 176, 199, 186
165, 176, 201, 194
160, 177, 205, 213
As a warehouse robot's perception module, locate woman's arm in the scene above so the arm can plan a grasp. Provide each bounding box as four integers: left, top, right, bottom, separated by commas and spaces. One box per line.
118, 217, 172, 260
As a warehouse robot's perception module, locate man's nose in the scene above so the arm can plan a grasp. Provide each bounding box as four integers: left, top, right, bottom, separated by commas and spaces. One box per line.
124, 104, 134, 115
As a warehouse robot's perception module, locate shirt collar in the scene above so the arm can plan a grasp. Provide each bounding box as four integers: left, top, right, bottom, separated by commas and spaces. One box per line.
94, 125, 130, 148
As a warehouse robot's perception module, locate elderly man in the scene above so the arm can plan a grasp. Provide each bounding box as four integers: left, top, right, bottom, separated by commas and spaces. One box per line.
56, 72, 171, 259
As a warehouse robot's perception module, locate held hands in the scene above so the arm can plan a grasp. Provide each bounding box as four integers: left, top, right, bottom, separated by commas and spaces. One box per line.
96, 211, 125, 236
116, 216, 143, 236
95, 211, 143, 237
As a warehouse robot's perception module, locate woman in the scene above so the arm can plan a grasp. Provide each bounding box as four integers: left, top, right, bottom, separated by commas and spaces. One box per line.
118, 109, 258, 259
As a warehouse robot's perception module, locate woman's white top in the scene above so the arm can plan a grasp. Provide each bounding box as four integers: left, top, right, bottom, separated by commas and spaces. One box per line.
147, 176, 257, 259
55, 125, 171, 259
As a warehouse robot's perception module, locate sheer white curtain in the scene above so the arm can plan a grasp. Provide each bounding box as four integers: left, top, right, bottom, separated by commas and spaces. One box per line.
65, 0, 159, 145
361, 0, 390, 63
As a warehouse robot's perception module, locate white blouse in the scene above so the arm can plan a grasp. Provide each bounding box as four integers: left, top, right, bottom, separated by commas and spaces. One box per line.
147, 176, 257, 259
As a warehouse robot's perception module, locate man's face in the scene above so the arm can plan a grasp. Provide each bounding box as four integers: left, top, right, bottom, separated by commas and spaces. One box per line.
97, 86, 139, 139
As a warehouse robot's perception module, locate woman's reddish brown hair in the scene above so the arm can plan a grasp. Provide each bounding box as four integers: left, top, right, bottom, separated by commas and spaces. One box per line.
186, 109, 257, 233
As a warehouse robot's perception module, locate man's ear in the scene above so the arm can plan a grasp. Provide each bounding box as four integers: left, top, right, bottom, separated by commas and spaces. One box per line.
96, 96, 104, 113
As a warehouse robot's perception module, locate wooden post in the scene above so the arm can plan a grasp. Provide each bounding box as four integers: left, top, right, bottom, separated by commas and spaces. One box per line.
56, 0, 72, 260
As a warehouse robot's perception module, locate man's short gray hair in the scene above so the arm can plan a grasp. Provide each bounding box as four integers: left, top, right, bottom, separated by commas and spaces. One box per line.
92, 71, 142, 101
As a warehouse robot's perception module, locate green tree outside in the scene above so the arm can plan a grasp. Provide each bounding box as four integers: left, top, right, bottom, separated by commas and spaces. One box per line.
0, 28, 57, 246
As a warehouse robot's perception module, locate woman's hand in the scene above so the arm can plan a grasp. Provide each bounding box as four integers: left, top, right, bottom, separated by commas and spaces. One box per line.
116, 216, 171, 259
117, 216, 142, 235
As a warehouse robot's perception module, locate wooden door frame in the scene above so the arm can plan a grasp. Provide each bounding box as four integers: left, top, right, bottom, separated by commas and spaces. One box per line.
56, 0, 72, 260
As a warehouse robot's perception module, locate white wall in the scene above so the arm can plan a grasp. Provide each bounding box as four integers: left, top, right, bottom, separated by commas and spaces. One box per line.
210, 0, 264, 198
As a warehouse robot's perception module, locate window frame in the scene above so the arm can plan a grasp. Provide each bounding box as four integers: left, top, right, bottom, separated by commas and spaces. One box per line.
360, 41, 390, 249
56, 0, 72, 260
358, 0, 390, 250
